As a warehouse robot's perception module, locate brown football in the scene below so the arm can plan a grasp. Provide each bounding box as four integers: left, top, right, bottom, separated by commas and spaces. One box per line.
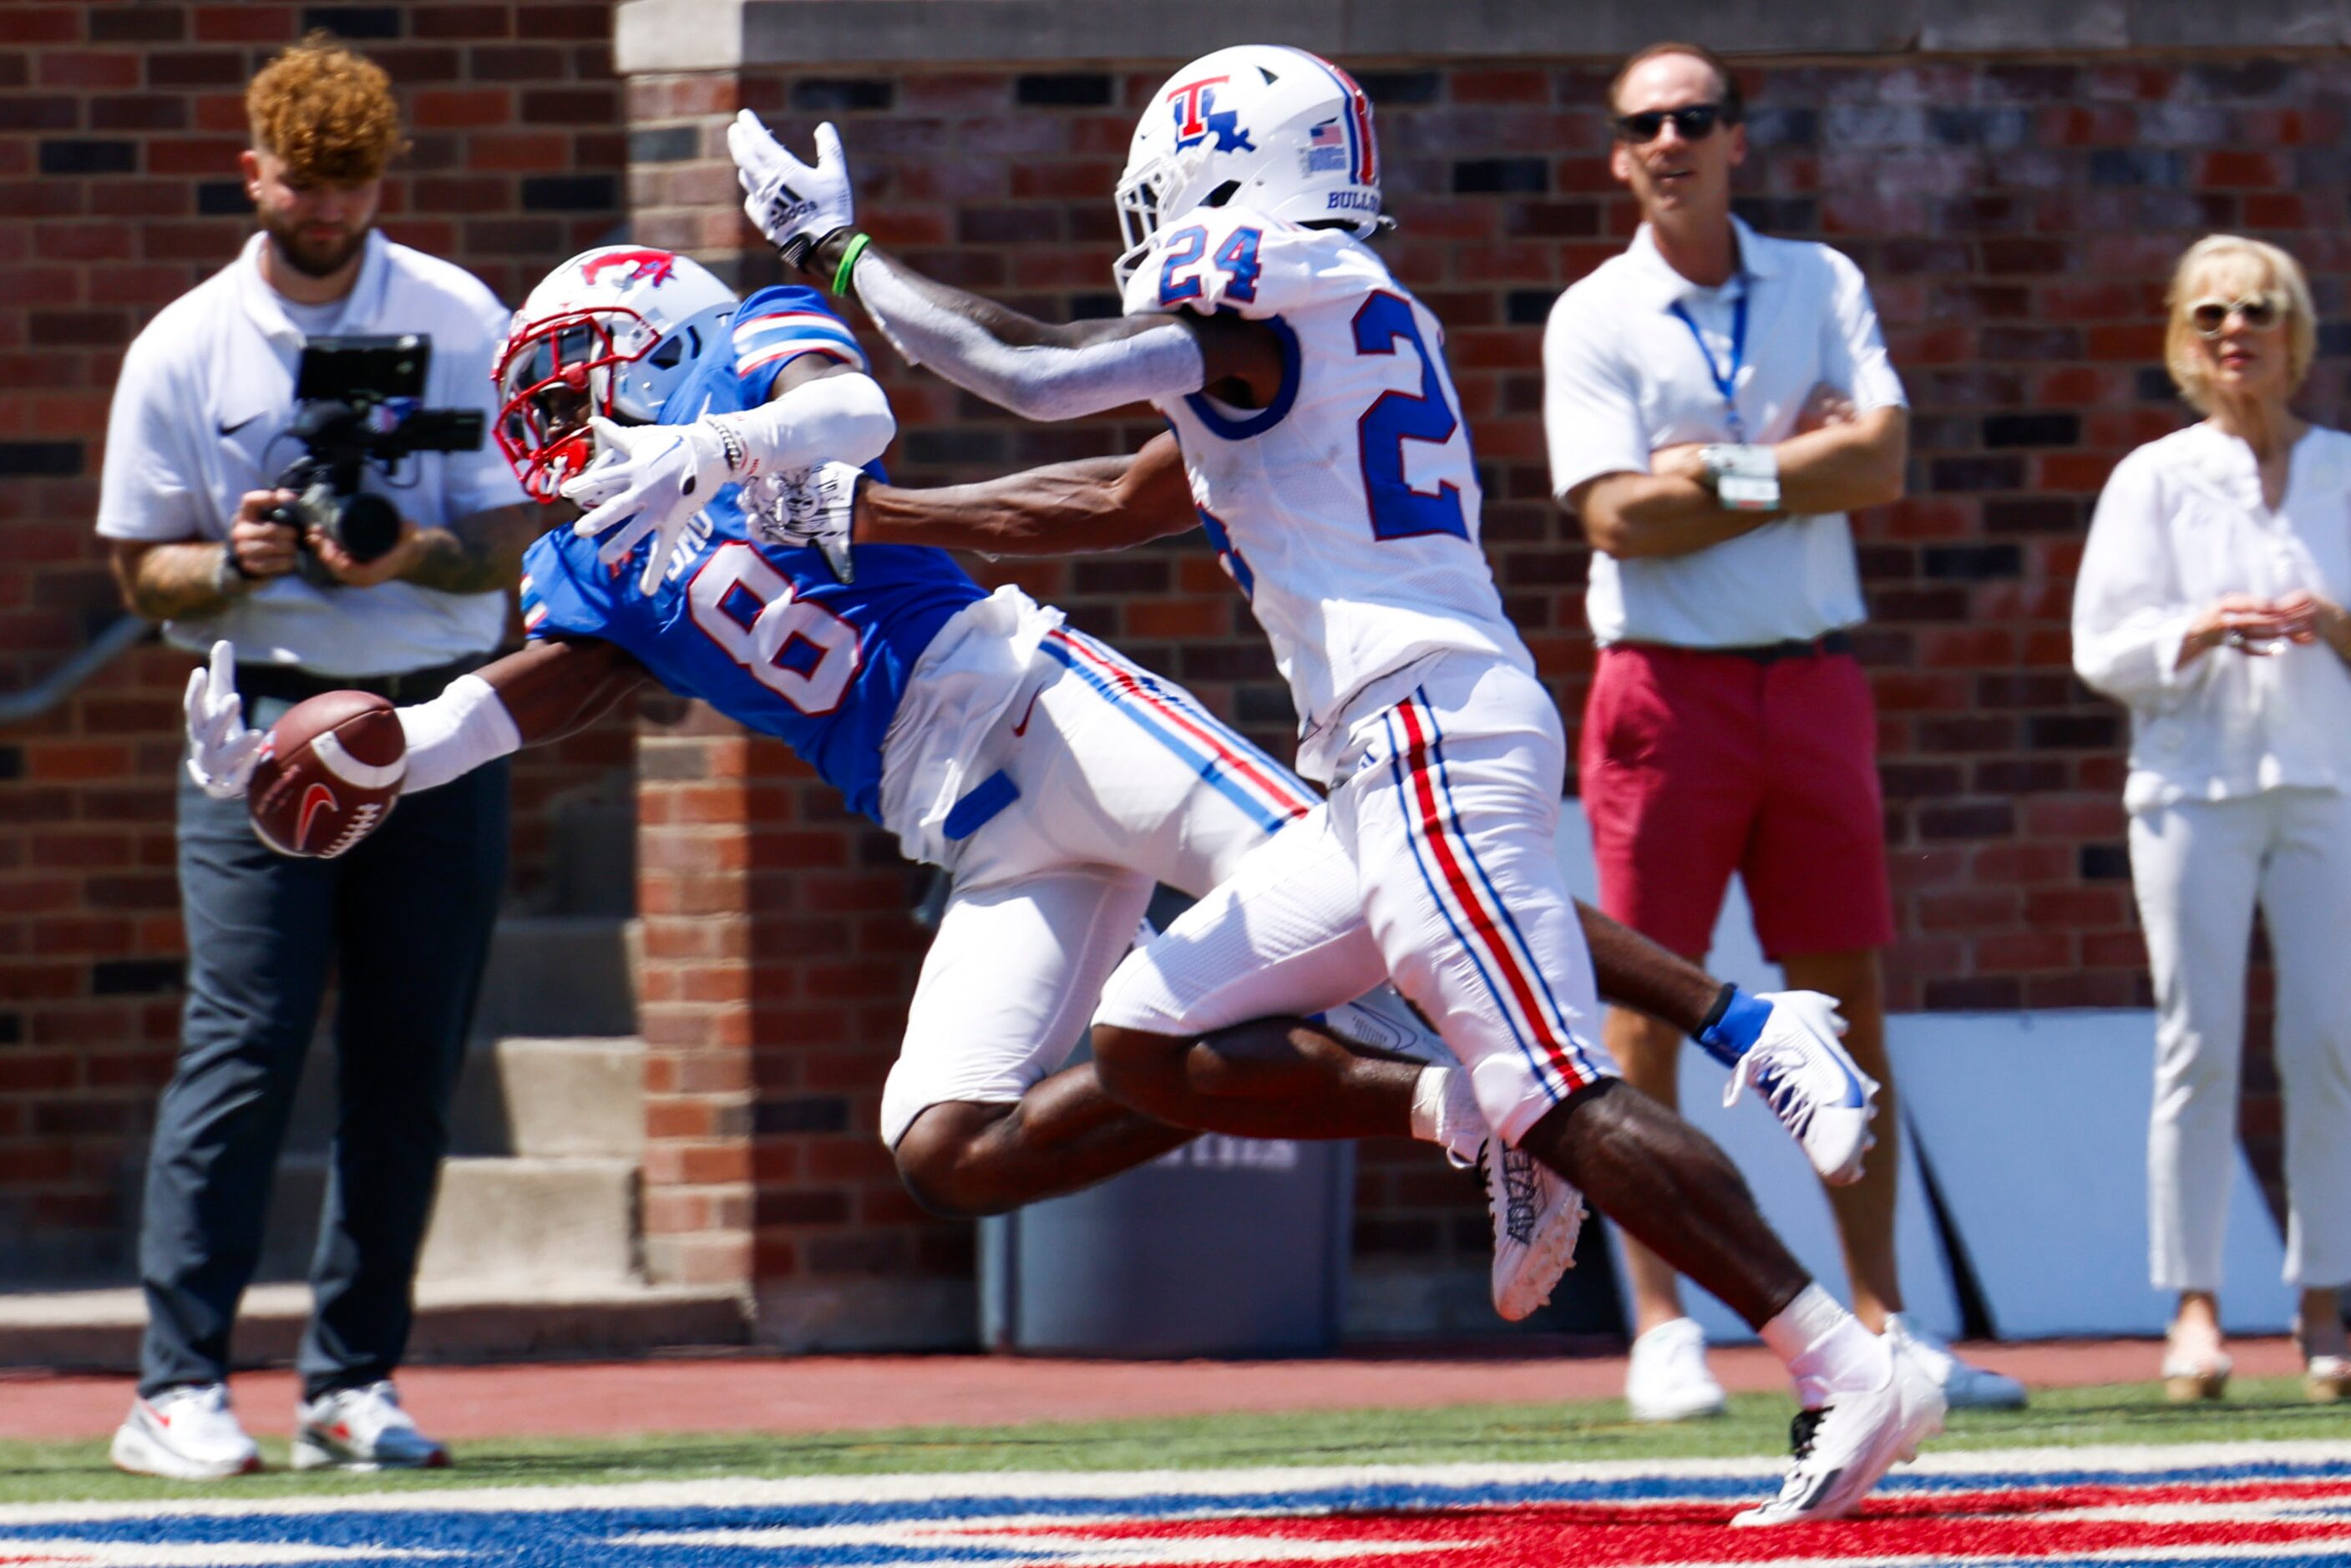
247, 690, 407, 858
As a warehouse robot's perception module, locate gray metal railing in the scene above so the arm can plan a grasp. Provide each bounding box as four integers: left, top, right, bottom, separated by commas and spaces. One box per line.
0, 616, 152, 728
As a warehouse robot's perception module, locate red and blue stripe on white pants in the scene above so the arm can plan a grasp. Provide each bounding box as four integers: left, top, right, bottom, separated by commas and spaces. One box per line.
1361, 685, 1607, 1130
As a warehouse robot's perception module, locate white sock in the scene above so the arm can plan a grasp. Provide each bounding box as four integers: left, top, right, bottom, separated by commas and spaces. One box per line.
1760, 1283, 1890, 1407
1409, 1065, 1485, 1168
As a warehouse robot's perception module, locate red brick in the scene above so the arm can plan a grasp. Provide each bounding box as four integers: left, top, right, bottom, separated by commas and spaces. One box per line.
411, 88, 511, 130
192, 4, 296, 42
3, 7, 84, 43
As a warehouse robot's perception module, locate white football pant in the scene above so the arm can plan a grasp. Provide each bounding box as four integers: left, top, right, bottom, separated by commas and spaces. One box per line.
879, 610, 1319, 1146
1097, 653, 1613, 1147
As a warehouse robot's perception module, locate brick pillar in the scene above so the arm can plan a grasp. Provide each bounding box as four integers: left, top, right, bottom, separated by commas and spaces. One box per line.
626, 73, 968, 1348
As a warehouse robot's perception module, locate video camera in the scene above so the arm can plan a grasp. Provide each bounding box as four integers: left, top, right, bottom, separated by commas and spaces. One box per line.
270, 335, 485, 564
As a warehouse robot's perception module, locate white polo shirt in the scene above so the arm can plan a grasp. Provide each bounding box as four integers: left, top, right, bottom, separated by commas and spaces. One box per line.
97, 230, 528, 677
1543, 217, 1905, 648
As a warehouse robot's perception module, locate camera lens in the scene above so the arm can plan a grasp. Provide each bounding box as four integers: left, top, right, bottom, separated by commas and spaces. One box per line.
331, 492, 404, 562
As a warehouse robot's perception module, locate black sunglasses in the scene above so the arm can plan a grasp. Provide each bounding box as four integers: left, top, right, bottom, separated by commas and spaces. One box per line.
1612, 104, 1730, 144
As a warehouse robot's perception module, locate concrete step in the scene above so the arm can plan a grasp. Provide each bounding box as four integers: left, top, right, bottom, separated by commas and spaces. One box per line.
448, 1038, 646, 1160
0, 1281, 746, 1373
286, 1034, 644, 1160
418, 1156, 640, 1287
471, 914, 641, 1041
255, 1155, 639, 1290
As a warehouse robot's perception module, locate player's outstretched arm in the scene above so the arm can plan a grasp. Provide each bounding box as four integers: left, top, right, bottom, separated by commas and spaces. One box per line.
180, 634, 646, 806
830, 233, 1285, 422
396, 635, 649, 793
855, 430, 1197, 557
727, 109, 1279, 421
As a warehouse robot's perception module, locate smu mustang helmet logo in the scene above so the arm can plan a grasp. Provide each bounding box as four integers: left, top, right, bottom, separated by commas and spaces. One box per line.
581, 249, 677, 288
1166, 75, 1255, 154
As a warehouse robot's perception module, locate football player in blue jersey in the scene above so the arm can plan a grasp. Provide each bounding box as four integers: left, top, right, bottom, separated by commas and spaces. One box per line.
185, 245, 1828, 1308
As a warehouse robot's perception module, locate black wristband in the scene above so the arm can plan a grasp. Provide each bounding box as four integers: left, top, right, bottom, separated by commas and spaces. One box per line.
1696, 982, 1738, 1038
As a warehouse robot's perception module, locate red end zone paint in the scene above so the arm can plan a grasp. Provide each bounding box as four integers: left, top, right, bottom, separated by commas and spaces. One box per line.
972, 1474, 2351, 1565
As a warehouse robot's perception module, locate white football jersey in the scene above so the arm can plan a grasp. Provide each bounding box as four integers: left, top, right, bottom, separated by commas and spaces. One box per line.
1122, 205, 1529, 781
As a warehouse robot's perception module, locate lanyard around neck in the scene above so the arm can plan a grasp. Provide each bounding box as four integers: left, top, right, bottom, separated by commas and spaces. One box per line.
1668, 279, 1748, 443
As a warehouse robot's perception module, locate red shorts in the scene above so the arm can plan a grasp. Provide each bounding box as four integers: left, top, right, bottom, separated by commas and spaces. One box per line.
1579, 642, 1894, 961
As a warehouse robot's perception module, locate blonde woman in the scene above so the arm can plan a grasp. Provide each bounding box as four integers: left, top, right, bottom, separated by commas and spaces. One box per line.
2074, 235, 2351, 1402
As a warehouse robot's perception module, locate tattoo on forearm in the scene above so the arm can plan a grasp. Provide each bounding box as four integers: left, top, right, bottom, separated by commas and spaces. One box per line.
402, 505, 540, 594
120, 543, 236, 620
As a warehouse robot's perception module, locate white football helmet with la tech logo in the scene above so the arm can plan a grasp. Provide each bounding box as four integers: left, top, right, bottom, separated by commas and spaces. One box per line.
1114, 45, 1383, 286
493, 245, 737, 500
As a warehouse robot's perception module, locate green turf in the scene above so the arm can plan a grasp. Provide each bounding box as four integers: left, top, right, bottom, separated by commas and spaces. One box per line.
6, 1378, 2347, 1507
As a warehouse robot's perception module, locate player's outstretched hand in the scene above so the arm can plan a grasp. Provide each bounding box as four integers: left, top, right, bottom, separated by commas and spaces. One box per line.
185, 639, 264, 800
563, 415, 730, 594
757, 461, 862, 584
728, 111, 854, 269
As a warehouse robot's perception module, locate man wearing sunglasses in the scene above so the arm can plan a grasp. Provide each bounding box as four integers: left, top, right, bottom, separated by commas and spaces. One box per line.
1543, 40, 2028, 1424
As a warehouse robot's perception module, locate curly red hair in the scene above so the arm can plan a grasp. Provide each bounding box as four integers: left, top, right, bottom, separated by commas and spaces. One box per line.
246, 32, 404, 184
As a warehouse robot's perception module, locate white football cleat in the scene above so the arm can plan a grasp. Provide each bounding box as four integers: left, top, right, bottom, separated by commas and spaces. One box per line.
1733, 1318, 1946, 1526
1625, 1317, 1728, 1422
1482, 1140, 1583, 1322
293, 1381, 450, 1471
1316, 990, 1436, 1060
1725, 990, 1879, 1186
1889, 1314, 2029, 1409
110, 1383, 262, 1479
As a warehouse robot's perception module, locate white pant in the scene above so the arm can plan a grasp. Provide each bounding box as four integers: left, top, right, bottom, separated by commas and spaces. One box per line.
879, 618, 1317, 1146
1097, 654, 1613, 1147
2131, 787, 2351, 1290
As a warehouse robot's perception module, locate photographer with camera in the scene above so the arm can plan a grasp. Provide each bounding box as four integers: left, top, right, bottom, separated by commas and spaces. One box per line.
94, 36, 535, 1479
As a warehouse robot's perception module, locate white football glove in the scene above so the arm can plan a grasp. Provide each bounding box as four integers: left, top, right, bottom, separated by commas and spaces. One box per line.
752, 461, 862, 584
184, 639, 264, 801
563, 415, 731, 594
728, 110, 854, 268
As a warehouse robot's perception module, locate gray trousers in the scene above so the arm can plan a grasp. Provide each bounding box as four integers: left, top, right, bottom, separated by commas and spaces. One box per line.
138, 733, 508, 1400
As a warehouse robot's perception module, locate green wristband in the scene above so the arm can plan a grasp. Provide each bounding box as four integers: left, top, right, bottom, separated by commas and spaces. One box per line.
832, 233, 872, 297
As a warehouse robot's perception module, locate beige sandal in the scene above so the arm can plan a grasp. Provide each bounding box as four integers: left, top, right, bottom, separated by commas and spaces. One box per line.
2161, 1344, 2231, 1403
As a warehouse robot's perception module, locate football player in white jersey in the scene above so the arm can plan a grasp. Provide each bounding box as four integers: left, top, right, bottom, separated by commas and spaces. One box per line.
730, 46, 1941, 1524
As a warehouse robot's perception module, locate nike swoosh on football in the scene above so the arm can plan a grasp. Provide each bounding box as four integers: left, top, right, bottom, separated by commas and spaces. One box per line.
296, 781, 338, 852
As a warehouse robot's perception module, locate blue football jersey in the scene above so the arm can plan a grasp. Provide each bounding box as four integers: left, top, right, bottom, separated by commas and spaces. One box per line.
519, 286, 985, 823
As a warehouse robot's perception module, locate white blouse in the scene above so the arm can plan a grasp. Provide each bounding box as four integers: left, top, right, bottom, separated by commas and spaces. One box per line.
2074, 421, 2351, 812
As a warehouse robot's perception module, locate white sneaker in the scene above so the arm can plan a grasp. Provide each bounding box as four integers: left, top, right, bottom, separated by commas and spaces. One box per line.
1480, 1139, 1583, 1321
292, 1381, 450, 1471
1725, 991, 1879, 1186
1734, 1318, 1946, 1526
1890, 1313, 2029, 1409
1624, 1317, 1727, 1421
110, 1383, 262, 1479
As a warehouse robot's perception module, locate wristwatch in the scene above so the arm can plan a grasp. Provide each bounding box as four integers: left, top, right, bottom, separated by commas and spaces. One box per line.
1699, 444, 1782, 512
213, 541, 256, 599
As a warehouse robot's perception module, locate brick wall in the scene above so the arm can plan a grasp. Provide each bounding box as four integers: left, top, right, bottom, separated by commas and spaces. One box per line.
5, 23, 2322, 1327
0, 2, 626, 1279
626, 53, 2331, 1340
